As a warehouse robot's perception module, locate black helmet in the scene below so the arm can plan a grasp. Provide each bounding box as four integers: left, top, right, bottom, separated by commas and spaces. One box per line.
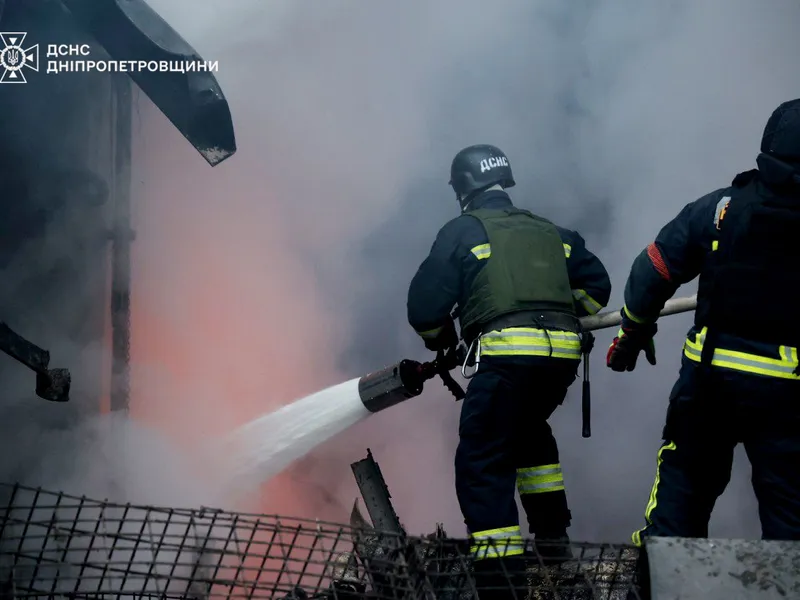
449, 144, 515, 210
760, 98, 800, 160
757, 99, 800, 185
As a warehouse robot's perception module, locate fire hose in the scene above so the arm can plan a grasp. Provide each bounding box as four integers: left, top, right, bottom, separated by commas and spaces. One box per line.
358, 295, 698, 435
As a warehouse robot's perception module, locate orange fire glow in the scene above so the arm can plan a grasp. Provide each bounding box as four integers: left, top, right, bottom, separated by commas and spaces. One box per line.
126, 97, 347, 517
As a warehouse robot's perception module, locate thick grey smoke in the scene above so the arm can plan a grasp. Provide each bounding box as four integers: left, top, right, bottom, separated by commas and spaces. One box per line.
0, 0, 218, 544
135, 0, 800, 543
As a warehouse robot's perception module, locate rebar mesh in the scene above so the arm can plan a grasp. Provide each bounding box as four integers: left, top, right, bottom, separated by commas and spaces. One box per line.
0, 483, 643, 599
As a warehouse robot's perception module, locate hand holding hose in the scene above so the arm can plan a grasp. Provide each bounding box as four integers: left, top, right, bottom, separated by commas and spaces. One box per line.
416, 344, 467, 400
606, 321, 657, 372
436, 345, 467, 400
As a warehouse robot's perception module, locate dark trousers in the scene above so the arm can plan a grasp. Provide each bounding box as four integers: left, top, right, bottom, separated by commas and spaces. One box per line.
634, 357, 800, 544
455, 356, 579, 539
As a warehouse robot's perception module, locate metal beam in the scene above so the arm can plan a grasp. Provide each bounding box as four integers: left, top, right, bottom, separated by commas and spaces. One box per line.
58, 0, 236, 166
350, 448, 404, 535
109, 74, 133, 413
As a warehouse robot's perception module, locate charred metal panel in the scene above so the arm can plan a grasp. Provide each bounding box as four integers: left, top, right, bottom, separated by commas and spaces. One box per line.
645, 536, 800, 600
59, 0, 236, 166
350, 448, 404, 535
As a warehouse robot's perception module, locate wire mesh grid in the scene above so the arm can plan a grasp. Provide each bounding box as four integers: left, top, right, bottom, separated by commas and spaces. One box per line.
0, 483, 644, 599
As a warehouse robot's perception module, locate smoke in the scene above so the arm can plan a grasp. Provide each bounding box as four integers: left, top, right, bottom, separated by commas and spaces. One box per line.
125, 0, 800, 543
0, 0, 219, 572
0, 1, 796, 587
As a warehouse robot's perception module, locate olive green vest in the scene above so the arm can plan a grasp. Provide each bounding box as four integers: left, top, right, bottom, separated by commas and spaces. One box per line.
458, 207, 576, 340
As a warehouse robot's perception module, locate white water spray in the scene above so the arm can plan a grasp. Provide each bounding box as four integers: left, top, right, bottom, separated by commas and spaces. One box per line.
221, 377, 370, 493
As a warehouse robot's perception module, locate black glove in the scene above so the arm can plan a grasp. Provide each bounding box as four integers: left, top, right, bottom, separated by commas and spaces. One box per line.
422, 318, 458, 352
606, 319, 657, 372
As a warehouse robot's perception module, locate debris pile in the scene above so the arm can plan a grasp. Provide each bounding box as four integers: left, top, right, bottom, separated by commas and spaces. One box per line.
0, 469, 643, 599
336, 499, 641, 600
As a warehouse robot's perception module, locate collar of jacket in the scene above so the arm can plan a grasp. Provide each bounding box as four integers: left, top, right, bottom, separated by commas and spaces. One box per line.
465, 190, 513, 211
751, 154, 800, 194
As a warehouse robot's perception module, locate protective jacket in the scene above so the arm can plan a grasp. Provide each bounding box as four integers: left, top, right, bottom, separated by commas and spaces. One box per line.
407, 190, 611, 358
457, 205, 576, 343
623, 168, 800, 380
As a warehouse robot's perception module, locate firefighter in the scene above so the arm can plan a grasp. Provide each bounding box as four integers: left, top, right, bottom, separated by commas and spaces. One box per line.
607, 99, 800, 545
407, 144, 611, 593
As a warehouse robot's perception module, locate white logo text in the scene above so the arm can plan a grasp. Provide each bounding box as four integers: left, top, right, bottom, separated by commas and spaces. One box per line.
479, 156, 509, 173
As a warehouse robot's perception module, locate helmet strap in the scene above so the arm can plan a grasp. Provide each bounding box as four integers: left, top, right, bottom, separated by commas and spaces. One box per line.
459, 183, 504, 212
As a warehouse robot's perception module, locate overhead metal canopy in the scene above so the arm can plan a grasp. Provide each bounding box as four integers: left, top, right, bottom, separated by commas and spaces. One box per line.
59, 0, 236, 166
645, 536, 800, 600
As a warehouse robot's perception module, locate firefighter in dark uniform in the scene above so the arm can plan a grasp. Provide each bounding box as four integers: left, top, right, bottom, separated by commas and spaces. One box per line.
407, 144, 611, 593
607, 99, 800, 545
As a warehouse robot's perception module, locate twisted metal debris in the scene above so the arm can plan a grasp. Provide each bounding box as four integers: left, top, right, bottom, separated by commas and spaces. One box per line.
344, 500, 641, 600
0, 483, 642, 599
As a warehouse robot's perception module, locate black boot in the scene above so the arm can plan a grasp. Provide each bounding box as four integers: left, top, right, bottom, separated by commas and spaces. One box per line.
472, 556, 527, 599
521, 494, 574, 567
532, 533, 573, 566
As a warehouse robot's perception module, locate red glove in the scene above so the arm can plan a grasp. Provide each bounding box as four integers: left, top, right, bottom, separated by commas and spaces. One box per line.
606, 323, 657, 372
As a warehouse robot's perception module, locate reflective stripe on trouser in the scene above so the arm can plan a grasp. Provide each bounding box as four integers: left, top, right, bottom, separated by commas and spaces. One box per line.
683, 327, 800, 380
470, 525, 525, 560
517, 463, 564, 495
456, 360, 577, 550
480, 327, 582, 359
632, 441, 677, 546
